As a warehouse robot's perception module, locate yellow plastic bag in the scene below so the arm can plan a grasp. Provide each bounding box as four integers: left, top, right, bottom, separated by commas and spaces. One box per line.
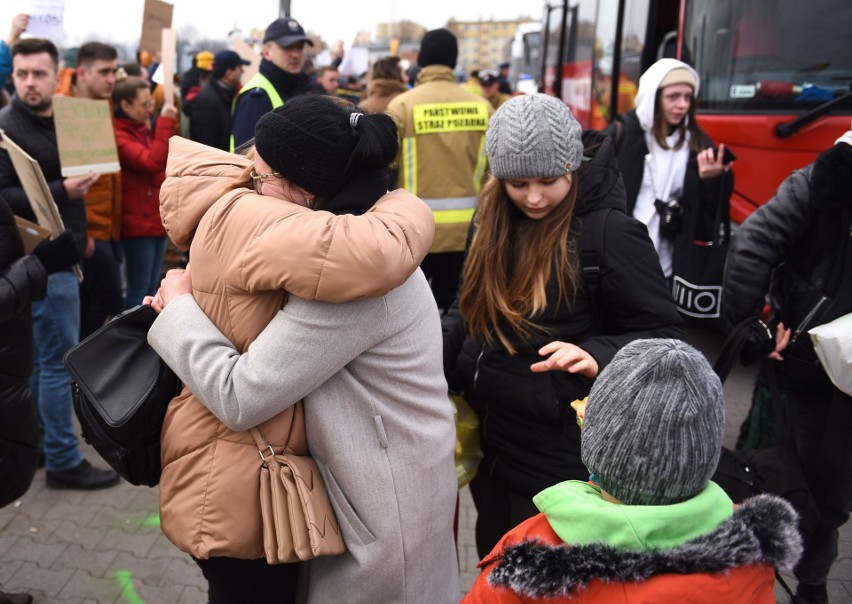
451, 394, 484, 489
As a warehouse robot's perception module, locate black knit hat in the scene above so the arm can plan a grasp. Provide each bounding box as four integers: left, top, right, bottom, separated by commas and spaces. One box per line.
417, 29, 457, 69
254, 106, 352, 197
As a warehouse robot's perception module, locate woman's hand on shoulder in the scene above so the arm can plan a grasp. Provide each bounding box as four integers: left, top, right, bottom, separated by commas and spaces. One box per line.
530, 341, 599, 378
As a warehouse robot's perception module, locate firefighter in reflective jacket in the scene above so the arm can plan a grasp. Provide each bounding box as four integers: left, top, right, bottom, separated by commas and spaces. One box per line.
387, 28, 494, 309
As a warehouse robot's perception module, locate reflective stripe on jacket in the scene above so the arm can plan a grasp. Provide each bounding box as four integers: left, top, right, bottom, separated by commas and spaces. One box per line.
387, 65, 493, 253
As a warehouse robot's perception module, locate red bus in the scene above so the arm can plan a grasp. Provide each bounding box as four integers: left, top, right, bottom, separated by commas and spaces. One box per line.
539, 0, 852, 222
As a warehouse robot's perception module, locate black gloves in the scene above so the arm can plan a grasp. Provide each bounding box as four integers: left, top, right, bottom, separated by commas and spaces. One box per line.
31, 230, 80, 275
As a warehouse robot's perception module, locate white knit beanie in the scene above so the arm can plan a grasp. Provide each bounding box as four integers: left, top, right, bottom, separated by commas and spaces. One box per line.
486, 93, 584, 179
581, 339, 724, 506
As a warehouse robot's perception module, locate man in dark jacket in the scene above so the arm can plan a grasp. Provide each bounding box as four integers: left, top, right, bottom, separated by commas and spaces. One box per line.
0, 38, 118, 490
722, 128, 852, 604
190, 50, 250, 151
230, 17, 313, 150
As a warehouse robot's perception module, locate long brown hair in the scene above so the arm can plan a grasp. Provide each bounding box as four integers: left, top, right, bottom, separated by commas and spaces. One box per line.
459, 174, 580, 354
651, 88, 702, 152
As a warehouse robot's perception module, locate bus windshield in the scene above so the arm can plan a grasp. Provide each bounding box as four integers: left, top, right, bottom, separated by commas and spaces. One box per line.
684, 0, 852, 112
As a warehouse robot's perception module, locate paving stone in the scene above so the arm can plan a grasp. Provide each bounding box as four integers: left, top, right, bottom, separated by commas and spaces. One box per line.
3, 560, 74, 597
81, 483, 138, 510
0, 558, 23, 585
50, 521, 109, 551
109, 551, 173, 587
96, 526, 159, 558
146, 533, 188, 561
85, 505, 146, 533
56, 569, 122, 602
2, 536, 68, 568
45, 501, 99, 527
0, 513, 56, 544
159, 556, 207, 590
178, 585, 208, 603
130, 580, 187, 604
51, 544, 118, 577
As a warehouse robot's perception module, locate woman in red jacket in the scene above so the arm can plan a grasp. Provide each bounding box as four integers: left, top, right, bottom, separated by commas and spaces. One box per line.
112, 76, 176, 309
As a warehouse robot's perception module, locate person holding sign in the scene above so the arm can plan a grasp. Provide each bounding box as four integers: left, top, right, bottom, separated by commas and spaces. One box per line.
111, 75, 177, 309
0, 38, 119, 490
63, 41, 124, 338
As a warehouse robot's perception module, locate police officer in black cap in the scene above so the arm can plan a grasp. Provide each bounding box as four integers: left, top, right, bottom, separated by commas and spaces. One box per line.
230, 17, 314, 150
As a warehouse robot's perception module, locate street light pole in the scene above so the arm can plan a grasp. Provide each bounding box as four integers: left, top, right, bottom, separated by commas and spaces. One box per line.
279, 0, 291, 17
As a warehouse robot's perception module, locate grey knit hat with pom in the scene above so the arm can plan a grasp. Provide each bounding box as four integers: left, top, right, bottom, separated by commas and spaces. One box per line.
485, 93, 583, 179
581, 339, 724, 506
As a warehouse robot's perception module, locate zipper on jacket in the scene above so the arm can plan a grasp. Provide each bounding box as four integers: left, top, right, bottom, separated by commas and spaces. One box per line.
473, 348, 488, 442
791, 295, 829, 346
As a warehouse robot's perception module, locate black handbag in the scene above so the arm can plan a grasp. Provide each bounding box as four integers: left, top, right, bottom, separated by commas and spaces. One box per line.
63, 304, 181, 487
670, 170, 732, 331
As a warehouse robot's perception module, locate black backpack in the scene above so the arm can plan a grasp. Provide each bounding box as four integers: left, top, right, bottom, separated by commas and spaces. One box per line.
64, 305, 181, 486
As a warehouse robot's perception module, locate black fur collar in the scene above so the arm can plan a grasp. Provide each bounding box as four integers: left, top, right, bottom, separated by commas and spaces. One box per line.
488, 494, 802, 598
811, 140, 852, 210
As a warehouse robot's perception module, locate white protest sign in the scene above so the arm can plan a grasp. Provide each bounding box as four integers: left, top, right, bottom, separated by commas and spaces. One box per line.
19, 0, 65, 40
337, 47, 369, 77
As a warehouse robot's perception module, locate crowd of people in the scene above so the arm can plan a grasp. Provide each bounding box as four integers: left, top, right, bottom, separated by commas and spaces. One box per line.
0, 10, 850, 604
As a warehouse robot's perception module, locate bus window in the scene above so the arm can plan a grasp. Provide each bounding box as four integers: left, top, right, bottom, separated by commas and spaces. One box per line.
685, 0, 852, 112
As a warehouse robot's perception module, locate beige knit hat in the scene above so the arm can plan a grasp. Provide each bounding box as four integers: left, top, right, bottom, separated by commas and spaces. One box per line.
659, 67, 697, 91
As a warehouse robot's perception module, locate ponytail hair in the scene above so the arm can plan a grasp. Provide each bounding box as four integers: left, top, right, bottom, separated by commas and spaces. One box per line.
342, 108, 398, 180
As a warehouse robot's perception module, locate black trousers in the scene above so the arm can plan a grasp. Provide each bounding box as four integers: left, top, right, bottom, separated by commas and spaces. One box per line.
769, 362, 852, 586
421, 252, 464, 311
79, 239, 123, 339
469, 470, 539, 559
193, 556, 298, 604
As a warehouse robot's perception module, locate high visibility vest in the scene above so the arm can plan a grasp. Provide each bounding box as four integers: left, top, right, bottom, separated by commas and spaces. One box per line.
229, 73, 285, 152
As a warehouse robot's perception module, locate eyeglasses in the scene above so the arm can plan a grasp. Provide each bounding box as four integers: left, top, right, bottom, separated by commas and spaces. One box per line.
250, 170, 282, 195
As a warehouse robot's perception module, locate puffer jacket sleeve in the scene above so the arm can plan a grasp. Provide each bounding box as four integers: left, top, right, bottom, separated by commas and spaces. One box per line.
721, 164, 814, 332
579, 211, 684, 370
0, 255, 47, 322
230, 189, 435, 302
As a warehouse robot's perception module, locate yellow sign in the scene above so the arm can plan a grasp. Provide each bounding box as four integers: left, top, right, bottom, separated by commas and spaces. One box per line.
413, 102, 489, 135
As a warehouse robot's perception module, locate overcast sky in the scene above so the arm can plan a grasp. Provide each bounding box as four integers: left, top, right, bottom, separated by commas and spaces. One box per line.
4, 0, 540, 48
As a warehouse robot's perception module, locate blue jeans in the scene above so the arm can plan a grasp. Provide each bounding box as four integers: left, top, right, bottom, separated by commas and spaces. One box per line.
31, 271, 83, 472
123, 236, 168, 310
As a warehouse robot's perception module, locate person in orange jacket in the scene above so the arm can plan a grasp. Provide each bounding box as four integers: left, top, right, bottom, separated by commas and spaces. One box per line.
463, 339, 802, 603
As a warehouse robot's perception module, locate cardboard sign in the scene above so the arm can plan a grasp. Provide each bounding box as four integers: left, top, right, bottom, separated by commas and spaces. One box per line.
161, 28, 176, 105
53, 96, 120, 177
338, 46, 369, 77
230, 38, 261, 85
19, 0, 65, 40
0, 129, 82, 280
15, 215, 50, 254
140, 0, 173, 55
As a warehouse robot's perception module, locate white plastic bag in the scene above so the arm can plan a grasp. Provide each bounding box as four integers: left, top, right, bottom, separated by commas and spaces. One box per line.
809, 312, 852, 396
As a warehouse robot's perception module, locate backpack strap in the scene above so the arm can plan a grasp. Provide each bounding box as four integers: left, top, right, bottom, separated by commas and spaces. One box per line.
580, 208, 613, 324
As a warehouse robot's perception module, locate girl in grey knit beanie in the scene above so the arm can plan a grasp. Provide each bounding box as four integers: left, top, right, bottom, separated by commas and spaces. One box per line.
444, 90, 684, 559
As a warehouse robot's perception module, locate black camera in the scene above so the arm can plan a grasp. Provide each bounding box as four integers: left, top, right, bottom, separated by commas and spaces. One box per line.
654, 198, 683, 239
